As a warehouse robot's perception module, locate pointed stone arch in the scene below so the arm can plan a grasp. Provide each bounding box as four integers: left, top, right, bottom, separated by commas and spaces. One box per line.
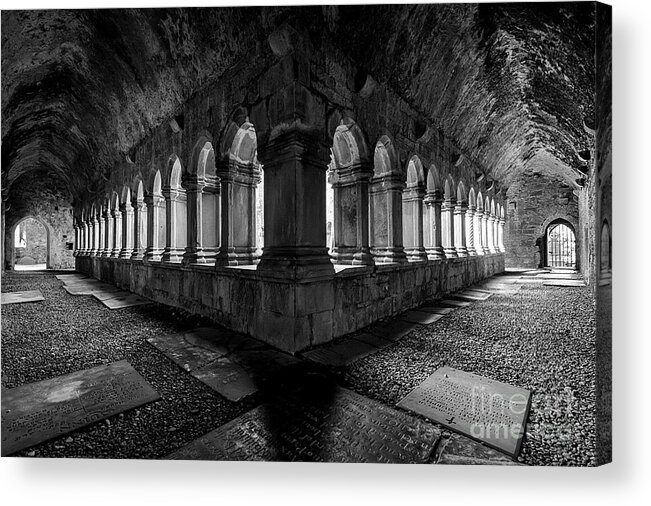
402, 155, 427, 262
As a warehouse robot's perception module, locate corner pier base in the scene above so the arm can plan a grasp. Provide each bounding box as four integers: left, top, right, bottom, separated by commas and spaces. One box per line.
75, 254, 504, 354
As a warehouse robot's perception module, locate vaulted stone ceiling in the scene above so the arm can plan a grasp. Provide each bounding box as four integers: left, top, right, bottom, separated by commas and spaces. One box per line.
1, 3, 595, 210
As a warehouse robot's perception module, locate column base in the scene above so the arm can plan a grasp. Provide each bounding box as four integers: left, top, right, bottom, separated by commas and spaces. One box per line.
130, 249, 146, 261
405, 248, 428, 263
455, 247, 469, 258
257, 247, 335, 282
162, 248, 185, 263
371, 247, 408, 264
443, 247, 458, 258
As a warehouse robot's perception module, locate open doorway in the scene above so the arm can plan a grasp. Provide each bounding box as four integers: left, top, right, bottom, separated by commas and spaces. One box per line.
545, 219, 577, 269
10, 217, 51, 271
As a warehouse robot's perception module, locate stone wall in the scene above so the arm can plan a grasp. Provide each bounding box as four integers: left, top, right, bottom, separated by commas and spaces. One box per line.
504, 174, 579, 269
76, 253, 504, 353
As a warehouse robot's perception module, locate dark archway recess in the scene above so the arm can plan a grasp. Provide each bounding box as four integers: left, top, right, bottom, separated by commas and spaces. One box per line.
544, 219, 577, 269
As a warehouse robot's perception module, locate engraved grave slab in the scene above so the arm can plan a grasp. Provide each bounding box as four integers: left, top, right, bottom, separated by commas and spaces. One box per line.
1, 360, 159, 456
302, 338, 378, 366
455, 290, 492, 302
167, 387, 440, 463
1, 290, 45, 305
396, 366, 531, 458
418, 305, 454, 315
55, 274, 88, 281
440, 299, 471, 308
352, 332, 393, 349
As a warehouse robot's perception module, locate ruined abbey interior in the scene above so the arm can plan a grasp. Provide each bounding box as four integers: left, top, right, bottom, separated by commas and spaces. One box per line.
1, 3, 611, 467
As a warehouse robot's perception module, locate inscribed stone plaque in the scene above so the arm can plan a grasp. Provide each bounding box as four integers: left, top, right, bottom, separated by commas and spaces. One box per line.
167, 387, 441, 463
1, 360, 160, 456
396, 366, 531, 458
1, 290, 45, 305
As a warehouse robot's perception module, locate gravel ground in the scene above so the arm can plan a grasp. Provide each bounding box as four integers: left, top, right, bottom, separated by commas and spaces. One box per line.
1, 271, 254, 459
2, 271, 599, 465
344, 281, 598, 466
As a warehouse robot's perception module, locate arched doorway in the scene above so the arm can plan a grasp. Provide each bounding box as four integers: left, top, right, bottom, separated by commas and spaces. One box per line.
9, 216, 52, 270
545, 219, 577, 269
600, 220, 611, 274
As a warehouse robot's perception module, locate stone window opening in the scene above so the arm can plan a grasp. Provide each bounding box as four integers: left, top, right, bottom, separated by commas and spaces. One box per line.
545, 220, 577, 269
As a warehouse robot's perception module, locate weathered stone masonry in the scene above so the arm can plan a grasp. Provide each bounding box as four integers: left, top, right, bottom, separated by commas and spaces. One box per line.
73, 24, 506, 353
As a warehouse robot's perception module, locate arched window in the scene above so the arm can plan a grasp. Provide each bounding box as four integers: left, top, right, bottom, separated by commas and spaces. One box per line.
454, 181, 468, 257
545, 219, 576, 268
466, 187, 477, 256
424, 164, 445, 260
402, 156, 427, 262
145, 170, 166, 261
328, 119, 373, 265
441, 176, 457, 258
132, 179, 147, 260
218, 115, 261, 266
162, 156, 187, 263
600, 220, 611, 273
369, 135, 406, 263
119, 186, 134, 258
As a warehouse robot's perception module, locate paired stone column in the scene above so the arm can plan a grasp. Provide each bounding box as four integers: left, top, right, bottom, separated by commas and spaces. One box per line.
369, 173, 407, 263
330, 162, 374, 265
454, 199, 468, 257
481, 209, 490, 254
498, 215, 506, 253
144, 194, 165, 262
424, 190, 445, 260
73, 224, 80, 256
119, 201, 134, 258
441, 194, 458, 258
101, 207, 110, 257
110, 207, 121, 258
256, 129, 335, 281
402, 183, 428, 262
131, 197, 147, 261
161, 186, 187, 263
466, 203, 477, 256
91, 215, 100, 256
487, 213, 497, 254
82, 222, 90, 255
182, 174, 220, 265
215, 161, 260, 266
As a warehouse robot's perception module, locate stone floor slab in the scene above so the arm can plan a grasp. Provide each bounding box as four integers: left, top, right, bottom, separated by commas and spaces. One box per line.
55, 274, 88, 281
368, 319, 420, 341
439, 299, 471, 308
418, 305, 455, 315
92, 289, 131, 301
64, 284, 117, 296
400, 310, 444, 325
191, 358, 258, 402
352, 332, 394, 349
434, 433, 519, 465
542, 280, 585, 287
1, 360, 159, 456
455, 291, 492, 302
167, 387, 441, 463
302, 338, 378, 366
1, 290, 45, 305
397, 366, 531, 458
96, 293, 151, 309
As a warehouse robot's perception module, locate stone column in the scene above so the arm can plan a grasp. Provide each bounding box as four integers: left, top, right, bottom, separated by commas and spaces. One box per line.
369, 173, 407, 263
110, 207, 121, 258
402, 183, 427, 262
498, 216, 506, 253
73, 224, 80, 256
487, 213, 497, 254
216, 161, 260, 266
441, 194, 458, 258
101, 208, 110, 257
162, 186, 186, 263
120, 201, 134, 258
256, 129, 335, 281
182, 174, 220, 265
91, 215, 100, 256
144, 194, 165, 262
424, 190, 445, 260
330, 162, 373, 265
466, 203, 477, 256
131, 197, 147, 261
481, 209, 490, 254
454, 199, 468, 257
83, 222, 90, 255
